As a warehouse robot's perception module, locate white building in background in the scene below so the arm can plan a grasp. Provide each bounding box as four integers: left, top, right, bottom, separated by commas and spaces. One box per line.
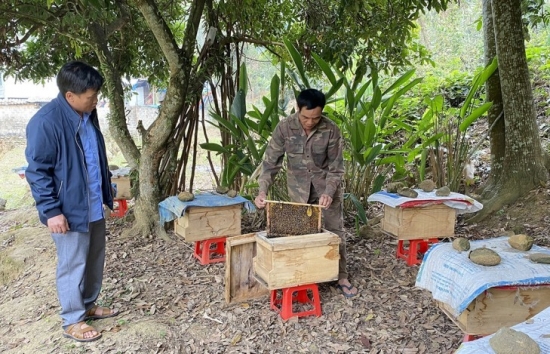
0, 73, 5, 99
1, 74, 58, 102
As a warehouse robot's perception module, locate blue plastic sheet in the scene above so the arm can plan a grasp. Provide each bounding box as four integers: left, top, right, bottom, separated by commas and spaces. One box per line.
158, 192, 256, 224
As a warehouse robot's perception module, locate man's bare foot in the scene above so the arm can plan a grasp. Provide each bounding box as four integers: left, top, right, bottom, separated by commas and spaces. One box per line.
64, 321, 102, 342
337, 278, 358, 298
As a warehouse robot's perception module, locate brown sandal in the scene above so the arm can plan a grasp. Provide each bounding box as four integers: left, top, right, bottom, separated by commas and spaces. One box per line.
63, 321, 102, 342
85, 305, 120, 320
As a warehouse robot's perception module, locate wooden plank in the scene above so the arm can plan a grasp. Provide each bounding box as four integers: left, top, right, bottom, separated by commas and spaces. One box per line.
437, 285, 550, 335
174, 204, 242, 242
225, 233, 269, 304
382, 204, 456, 240
264, 200, 324, 208
256, 230, 340, 251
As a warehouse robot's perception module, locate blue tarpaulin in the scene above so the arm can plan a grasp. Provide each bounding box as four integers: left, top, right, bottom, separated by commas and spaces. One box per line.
158, 192, 256, 224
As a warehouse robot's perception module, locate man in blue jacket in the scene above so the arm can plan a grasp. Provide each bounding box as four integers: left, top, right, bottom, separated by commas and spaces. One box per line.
25, 61, 118, 342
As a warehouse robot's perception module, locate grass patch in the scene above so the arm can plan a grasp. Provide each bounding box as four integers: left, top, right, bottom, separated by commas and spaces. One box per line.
0, 251, 24, 286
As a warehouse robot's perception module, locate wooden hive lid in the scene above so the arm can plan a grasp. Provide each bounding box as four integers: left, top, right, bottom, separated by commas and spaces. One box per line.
255, 230, 340, 251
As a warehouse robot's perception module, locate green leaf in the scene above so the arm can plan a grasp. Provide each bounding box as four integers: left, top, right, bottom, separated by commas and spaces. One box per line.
312, 52, 337, 85
324, 78, 344, 101
239, 63, 248, 95
231, 90, 246, 120
382, 69, 416, 96
363, 117, 376, 147
210, 113, 240, 137
372, 174, 386, 193
363, 144, 383, 165
460, 102, 493, 132
460, 57, 497, 118
344, 193, 367, 225
200, 143, 230, 154
371, 86, 382, 112
379, 78, 422, 129
284, 38, 310, 88
232, 114, 250, 136
259, 98, 276, 135
246, 136, 260, 161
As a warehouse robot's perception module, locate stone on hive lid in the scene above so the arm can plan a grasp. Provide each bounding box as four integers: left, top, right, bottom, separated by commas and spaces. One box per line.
469, 247, 501, 266
452, 237, 470, 252
177, 191, 194, 202
397, 187, 418, 198
508, 234, 534, 251
489, 327, 540, 354
418, 179, 437, 192
435, 186, 451, 196
529, 253, 550, 264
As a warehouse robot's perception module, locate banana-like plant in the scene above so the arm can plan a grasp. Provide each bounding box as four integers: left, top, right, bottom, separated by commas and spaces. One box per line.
284, 40, 426, 228
200, 62, 285, 193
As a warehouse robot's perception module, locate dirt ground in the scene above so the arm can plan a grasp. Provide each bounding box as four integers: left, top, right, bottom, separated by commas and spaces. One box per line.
1, 185, 549, 354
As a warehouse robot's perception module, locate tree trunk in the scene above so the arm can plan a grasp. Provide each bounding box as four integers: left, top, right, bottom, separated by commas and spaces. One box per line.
470, 0, 548, 222
477, 0, 505, 199
130, 0, 207, 237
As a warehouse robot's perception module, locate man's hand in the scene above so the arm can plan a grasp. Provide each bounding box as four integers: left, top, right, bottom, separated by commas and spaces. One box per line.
319, 194, 333, 208
255, 191, 267, 209
47, 214, 70, 234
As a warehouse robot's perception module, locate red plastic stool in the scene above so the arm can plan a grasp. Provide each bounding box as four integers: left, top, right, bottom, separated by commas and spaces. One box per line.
111, 199, 128, 218
463, 334, 483, 342
193, 237, 227, 265
396, 238, 439, 266
270, 283, 322, 320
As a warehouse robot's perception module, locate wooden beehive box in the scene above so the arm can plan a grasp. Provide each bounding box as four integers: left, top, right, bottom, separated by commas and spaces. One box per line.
381, 204, 456, 240
253, 230, 340, 290
112, 175, 132, 199
437, 285, 550, 335
266, 200, 322, 237
174, 204, 241, 242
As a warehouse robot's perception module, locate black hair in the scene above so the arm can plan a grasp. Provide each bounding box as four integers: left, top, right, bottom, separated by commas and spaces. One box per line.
56, 61, 104, 95
296, 88, 326, 110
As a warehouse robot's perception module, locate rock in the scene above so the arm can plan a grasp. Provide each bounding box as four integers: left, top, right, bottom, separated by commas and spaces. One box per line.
386, 182, 406, 193
216, 186, 229, 194
489, 327, 540, 354
0, 198, 6, 211
227, 190, 238, 198
418, 179, 437, 192
452, 238, 470, 252
109, 164, 120, 170
435, 186, 451, 196
397, 187, 418, 198
508, 234, 534, 251
529, 253, 550, 264
359, 225, 380, 239
177, 191, 195, 202
469, 247, 501, 266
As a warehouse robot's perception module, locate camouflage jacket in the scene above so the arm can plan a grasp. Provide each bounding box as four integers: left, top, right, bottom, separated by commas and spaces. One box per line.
258, 112, 344, 203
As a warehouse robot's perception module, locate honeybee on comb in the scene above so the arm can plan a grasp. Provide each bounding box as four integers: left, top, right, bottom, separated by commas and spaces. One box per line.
266, 201, 322, 238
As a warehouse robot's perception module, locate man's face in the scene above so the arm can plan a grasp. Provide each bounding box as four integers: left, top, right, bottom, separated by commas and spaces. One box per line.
65, 88, 99, 115
298, 106, 323, 131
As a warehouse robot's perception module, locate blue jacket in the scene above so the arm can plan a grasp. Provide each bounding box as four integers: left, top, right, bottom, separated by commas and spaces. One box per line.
25, 93, 114, 232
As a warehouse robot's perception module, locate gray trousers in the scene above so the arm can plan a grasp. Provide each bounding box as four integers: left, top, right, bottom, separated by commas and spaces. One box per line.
308, 185, 348, 280
51, 219, 106, 328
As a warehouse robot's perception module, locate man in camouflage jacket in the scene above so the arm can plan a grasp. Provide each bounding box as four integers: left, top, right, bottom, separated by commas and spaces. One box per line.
255, 88, 358, 298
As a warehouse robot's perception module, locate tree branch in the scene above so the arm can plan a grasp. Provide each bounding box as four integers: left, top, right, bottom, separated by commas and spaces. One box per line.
134, 0, 183, 71
105, 1, 131, 36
